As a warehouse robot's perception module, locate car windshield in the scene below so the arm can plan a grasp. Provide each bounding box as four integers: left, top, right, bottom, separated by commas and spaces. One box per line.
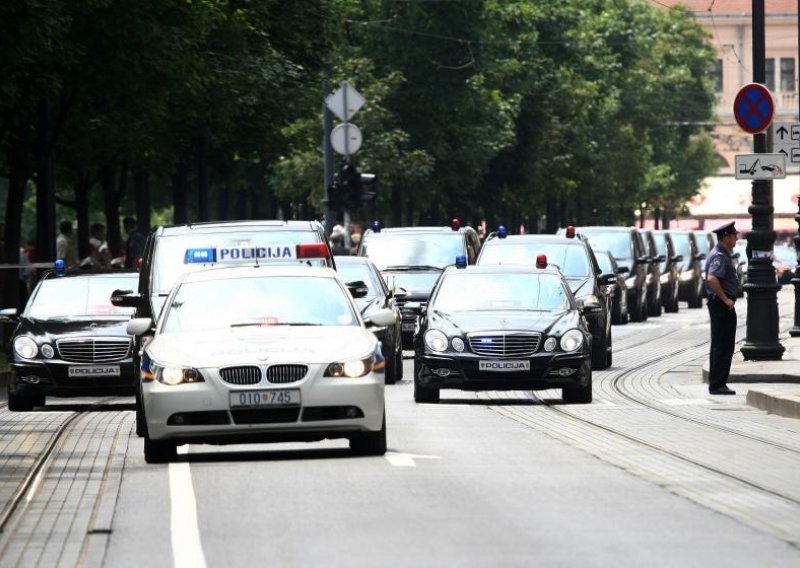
774, 245, 797, 265
360, 233, 464, 270
594, 251, 614, 274
653, 233, 667, 255
432, 273, 570, 313
672, 233, 692, 257
336, 262, 382, 298
579, 231, 632, 260
161, 275, 357, 332
695, 233, 711, 255
27, 276, 138, 319
153, 232, 322, 295
479, 242, 591, 278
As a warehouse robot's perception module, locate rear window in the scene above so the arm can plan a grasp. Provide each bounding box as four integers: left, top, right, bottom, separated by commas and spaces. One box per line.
360, 233, 464, 270
479, 242, 591, 278
579, 231, 632, 260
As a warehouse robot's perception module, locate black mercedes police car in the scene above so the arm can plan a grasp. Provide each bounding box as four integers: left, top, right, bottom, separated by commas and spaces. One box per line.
413, 262, 593, 404
358, 220, 482, 349
0, 267, 139, 410
477, 227, 615, 370
110, 219, 336, 435
335, 256, 404, 384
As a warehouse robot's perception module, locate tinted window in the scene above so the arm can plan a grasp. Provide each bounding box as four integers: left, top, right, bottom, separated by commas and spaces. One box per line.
28, 276, 138, 319
694, 232, 711, 255
432, 273, 570, 312
479, 242, 591, 278
580, 231, 633, 260
336, 262, 383, 298
361, 233, 464, 270
594, 251, 614, 274
162, 276, 357, 333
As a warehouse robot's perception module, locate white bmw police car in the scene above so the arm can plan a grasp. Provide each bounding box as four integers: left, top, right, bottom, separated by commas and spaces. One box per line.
128, 263, 395, 463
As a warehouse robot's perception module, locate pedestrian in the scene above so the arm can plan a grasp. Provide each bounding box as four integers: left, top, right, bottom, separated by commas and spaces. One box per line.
89, 223, 111, 268
56, 220, 76, 266
329, 224, 350, 256
123, 217, 146, 269
704, 220, 740, 395
350, 232, 362, 255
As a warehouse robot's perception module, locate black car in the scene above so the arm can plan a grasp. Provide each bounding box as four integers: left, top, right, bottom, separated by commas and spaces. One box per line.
669, 230, 705, 308
111, 219, 337, 435
594, 250, 629, 325
638, 229, 663, 317
693, 230, 714, 280
0, 269, 139, 410
358, 221, 482, 349
413, 264, 593, 404
477, 230, 615, 370
570, 227, 651, 322
335, 256, 404, 384
652, 230, 682, 312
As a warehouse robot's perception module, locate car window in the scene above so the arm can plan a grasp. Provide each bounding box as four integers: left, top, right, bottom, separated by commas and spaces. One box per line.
579, 231, 632, 260
162, 276, 357, 332
28, 276, 138, 319
432, 273, 570, 312
694, 233, 711, 255
152, 231, 322, 295
336, 263, 382, 298
361, 233, 464, 270
479, 243, 591, 278
595, 251, 613, 274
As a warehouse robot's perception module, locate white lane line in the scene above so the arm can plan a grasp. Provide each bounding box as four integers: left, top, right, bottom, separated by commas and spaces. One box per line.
385, 452, 441, 467
169, 447, 207, 568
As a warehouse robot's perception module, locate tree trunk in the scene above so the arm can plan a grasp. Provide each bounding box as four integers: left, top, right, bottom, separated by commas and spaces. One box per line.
101, 163, 124, 258
218, 184, 230, 221
134, 170, 151, 233
173, 161, 189, 224
545, 194, 557, 234
236, 190, 248, 220
390, 187, 402, 227
1, 164, 29, 311
75, 178, 90, 259
35, 101, 56, 263
197, 136, 209, 221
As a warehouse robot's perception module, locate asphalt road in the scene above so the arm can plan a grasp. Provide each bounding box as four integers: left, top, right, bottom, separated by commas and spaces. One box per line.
2, 291, 800, 567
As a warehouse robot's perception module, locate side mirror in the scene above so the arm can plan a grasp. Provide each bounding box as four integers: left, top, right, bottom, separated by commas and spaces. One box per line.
110, 289, 141, 308
655, 254, 666, 263
577, 298, 601, 313
346, 280, 369, 299
694, 253, 707, 261
127, 318, 154, 336
732, 252, 741, 260
599, 273, 617, 286
638, 256, 653, 265
365, 308, 396, 328
616, 265, 629, 274
0, 308, 19, 323
671, 255, 684, 263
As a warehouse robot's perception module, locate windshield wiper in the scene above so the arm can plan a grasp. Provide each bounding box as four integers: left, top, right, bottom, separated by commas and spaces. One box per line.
384, 265, 443, 271
230, 322, 323, 328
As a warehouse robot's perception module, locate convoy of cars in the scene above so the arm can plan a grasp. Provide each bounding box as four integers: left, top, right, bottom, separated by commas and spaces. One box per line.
6, 217, 792, 463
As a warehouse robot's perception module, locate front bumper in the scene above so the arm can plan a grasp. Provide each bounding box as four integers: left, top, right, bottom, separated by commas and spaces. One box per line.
143, 365, 385, 443
416, 351, 591, 391
9, 359, 136, 397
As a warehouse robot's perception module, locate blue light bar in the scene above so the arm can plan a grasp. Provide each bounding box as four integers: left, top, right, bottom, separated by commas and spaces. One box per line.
54, 259, 66, 274
455, 255, 467, 268
497, 225, 508, 239
184, 248, 217, 264
371, 220, 382, 233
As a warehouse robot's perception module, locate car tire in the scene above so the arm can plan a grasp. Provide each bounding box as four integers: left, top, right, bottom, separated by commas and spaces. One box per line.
591, 333, 610, 370
7, 390, 36, 411
144, 437, 177, 464
648, 290, 662, 317
413, 362, 440, 403
349, 412, 387, 456
135, 384, 145, 437
394, 348, 404, 381
563, 370, 593, 404
384, 345, 398, 385
688, 286, 703, 308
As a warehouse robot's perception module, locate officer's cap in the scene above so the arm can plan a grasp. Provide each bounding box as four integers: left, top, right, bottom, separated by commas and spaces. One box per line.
711, 221, 737, 237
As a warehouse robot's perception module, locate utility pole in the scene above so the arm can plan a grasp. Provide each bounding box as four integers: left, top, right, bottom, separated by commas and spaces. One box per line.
323, 102, 335, 237
790, 0, 800, 337
741, 0, 785, 360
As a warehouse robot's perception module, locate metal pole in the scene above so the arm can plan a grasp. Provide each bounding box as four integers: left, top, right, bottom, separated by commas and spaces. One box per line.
323, 101, 336, 237
790, 0, 800, 337
741, 0, 786, 359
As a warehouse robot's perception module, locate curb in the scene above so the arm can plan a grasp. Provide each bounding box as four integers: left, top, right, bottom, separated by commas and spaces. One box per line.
701, 364, 800, 384
747, 388, 800, 419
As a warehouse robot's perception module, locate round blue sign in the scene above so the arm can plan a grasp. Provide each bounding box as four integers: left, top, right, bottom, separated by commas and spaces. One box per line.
733, 83, 774, 134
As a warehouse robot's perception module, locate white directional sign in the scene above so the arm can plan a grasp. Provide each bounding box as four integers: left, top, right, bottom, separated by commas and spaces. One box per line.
773, 122, 800, 166
734, 153, 787, 180
330, 123, 362, 156
325, 82, 365, 122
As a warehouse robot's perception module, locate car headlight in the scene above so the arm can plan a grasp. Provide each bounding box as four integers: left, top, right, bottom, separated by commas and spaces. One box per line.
14, 337, 38, 359
424, 330, 448, 352
451, 337, 465, 352
152, 362, 204, 385
41, 344, 55, 359
325, 355, 375, 378
624, 276, 636, 287
543, 337, 557, 352
679, 271, 694, 281
559, 329, 584, 352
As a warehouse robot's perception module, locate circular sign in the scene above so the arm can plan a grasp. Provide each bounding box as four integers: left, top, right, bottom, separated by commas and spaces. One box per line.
330, 123, 362, 156
733, 83, 774, 134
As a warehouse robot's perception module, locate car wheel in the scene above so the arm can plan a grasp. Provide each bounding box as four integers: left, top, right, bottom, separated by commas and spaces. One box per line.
384, 344, 398, 385
135, 384, 145, 437
7, 390, 36, 411
394, 348, 404, 381
349, 412, 387, 456
144, 437, 177, 464
688, 286, 703, 308
563, 368, 593, 404
591, 333, 609, 370
648, 290, 662, 317
413, 362, 440, 403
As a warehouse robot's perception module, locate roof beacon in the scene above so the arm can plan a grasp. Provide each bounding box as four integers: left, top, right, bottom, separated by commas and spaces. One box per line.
536, 254, 548, 269
455, 255, 467, 269
450, 218, 461, 231
371, 220, 382, 233
296, 243, 331, 259
54, 259, 66, 275
565, 226, 575, 239
497, 225, 508, 239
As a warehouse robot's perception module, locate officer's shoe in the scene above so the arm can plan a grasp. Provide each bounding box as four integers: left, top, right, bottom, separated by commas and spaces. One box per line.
709, 386, 736, 395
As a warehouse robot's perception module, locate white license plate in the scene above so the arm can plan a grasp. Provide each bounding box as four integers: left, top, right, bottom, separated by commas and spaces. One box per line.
68, 365, 121, 377
229, 389, 301, 408
401, 322, 416, 332
478, 360, 531, 372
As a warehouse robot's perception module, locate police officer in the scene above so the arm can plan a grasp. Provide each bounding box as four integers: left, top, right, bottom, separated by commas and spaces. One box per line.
704, 221, 740, 395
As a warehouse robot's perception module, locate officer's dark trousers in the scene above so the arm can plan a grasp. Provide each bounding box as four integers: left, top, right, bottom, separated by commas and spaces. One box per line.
707, 297, 736, 389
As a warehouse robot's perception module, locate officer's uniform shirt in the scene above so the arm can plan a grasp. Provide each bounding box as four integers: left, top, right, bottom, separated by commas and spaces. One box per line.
704, 243, 738, 300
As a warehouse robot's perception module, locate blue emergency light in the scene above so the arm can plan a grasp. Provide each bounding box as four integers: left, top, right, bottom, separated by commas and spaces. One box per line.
497, 225, 508, 239
184, 248, 217, 264
455, 255, 467, 269
371, 220, 382, 233
54, 259, 66, 275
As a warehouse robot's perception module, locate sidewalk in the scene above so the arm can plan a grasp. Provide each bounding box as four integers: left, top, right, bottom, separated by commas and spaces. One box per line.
702, 334, 800, 419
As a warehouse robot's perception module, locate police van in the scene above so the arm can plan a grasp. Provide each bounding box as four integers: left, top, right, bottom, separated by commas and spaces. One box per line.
111, 220, 336, 434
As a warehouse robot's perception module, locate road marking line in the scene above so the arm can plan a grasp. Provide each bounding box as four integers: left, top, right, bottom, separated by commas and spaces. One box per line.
170, 447, 207, 568
385, 452, 441, 467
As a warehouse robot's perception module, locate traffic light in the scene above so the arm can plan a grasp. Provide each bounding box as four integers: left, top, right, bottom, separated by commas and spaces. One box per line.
338, 161, 377, 209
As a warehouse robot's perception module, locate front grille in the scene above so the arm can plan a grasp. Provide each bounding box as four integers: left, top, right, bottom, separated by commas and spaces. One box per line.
266, 364, 307, 384
231, 408, 301, 424
220, 366, 262, 385
57, 338, 131, 363
467, 332, 541, 357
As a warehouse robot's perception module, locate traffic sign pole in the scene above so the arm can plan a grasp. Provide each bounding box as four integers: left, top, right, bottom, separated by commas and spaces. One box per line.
790, 0, 800, 338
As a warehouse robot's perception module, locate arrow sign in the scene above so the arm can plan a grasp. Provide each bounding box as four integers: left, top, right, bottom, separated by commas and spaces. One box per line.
773, 122, 800, 166
325, 82, 365, 122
